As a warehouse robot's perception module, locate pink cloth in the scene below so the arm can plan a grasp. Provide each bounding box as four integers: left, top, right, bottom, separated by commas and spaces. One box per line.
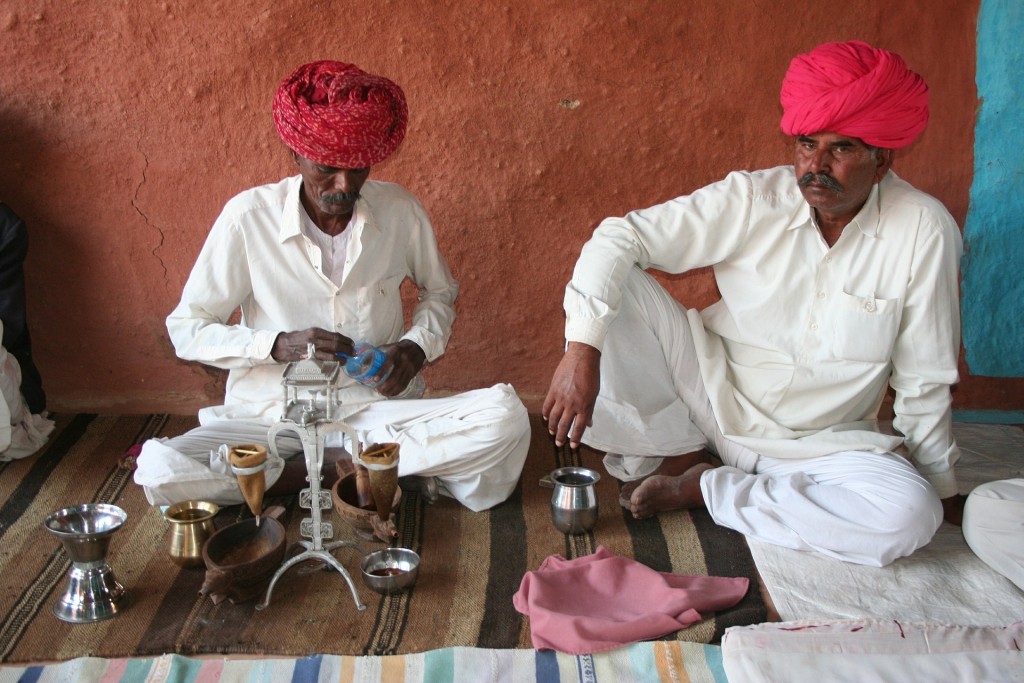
512, 546, 749, 654
780, 40, 929, 149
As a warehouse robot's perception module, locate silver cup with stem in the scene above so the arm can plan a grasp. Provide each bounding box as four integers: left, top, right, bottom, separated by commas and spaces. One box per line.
44, 503, 130, 623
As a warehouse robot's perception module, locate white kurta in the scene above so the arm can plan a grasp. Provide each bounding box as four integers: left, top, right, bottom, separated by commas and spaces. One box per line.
164, 175, 460, 422
565, 166, 962, 498
591, 268, 942, 566
135, 177, 529, 511
0, 321, 54, 461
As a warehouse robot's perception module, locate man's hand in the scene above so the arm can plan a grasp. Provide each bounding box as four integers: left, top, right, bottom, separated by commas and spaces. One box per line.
374, 340, 426, 397
542, 342, 601, 448
271, 327, 355, 363
941, 493, 966, 526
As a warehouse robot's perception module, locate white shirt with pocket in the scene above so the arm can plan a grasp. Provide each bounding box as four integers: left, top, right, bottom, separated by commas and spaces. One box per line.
166, 175, 459, 423
564, 166, 963, 498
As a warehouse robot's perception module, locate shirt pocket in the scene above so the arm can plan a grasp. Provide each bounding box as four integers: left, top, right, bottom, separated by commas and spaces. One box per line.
356, 274, 405, 342
828, 290, 901, 363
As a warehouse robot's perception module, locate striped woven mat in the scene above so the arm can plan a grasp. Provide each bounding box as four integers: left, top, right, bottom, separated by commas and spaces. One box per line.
0, 642, 730, 683
0, 413, 765, 663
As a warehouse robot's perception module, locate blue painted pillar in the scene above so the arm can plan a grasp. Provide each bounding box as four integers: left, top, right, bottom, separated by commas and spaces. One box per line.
961, 0, 1024, 377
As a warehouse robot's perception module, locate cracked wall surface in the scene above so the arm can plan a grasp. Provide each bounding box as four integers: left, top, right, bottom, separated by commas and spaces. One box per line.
1, 0, 1021, 415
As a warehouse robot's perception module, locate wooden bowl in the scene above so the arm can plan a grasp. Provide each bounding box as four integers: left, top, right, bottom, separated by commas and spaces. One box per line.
331, 472, 401, 540
200, 506, 286, 604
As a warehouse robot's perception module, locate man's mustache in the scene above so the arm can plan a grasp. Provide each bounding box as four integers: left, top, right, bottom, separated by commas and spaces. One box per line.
798, 172, 843, 193
321, 190, 360, 204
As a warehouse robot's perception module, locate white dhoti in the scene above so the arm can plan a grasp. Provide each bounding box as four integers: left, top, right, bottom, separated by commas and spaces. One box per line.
133, 383, 530, 512
587, 269, 941, 566
1, 328, 54, 461
963, 478, 1024, 591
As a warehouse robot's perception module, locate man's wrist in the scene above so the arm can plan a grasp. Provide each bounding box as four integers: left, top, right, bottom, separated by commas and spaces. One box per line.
566, 341, 601, 360
265, 331, 286, 361
396, 339, 427, 366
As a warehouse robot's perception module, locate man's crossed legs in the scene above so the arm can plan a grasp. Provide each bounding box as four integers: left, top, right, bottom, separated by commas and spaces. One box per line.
583, 268, 942, 567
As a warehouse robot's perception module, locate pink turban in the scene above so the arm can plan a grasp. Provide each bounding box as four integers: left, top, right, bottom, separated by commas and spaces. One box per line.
273, 61, 408, 168
780, 41, 929, 149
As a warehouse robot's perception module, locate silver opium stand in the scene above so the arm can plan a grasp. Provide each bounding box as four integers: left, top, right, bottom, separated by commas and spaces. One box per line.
255, 347, 367, 612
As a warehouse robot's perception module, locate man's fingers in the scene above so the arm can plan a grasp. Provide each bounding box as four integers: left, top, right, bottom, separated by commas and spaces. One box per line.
541, 395, 555, 426
553, 411, 580, 447
569, 417, 589, 449
543, 398, 591, 448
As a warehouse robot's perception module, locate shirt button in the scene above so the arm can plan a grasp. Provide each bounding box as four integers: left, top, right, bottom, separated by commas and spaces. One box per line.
817, 291, 826, 299
824, 256, 833, 263
810, 323, 819, 331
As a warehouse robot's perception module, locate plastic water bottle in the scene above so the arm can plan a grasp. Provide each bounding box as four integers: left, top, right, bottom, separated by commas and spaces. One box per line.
340, 343, 392, 388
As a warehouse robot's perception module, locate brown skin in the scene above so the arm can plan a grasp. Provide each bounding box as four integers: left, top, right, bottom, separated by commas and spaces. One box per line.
793, 132, 894, 245
544, 132, 962, 524
625, 463, 715, 518
542, 341, 601, 449
293, 151, 370, 235
941, 493, 966, 526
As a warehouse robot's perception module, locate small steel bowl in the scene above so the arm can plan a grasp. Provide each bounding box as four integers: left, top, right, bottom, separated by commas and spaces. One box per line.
360, 547, 420, 594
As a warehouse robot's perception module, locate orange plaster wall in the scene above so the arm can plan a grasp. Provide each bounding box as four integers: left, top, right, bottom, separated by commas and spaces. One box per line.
2, 0, 1020, 415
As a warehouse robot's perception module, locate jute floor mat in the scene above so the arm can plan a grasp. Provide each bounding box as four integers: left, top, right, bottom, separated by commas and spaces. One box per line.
0, 413, 765, 662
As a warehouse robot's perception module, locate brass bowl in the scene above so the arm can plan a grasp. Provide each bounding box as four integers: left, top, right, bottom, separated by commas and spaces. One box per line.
164, 500, 219, 569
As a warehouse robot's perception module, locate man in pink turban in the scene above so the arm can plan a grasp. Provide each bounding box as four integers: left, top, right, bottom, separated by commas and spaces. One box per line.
545, 41, 964, 566
134, 61, 530, 513
780, 40, 930, 150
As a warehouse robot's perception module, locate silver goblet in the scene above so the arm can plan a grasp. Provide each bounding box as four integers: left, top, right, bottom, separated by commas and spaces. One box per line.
44, 503, 130, 623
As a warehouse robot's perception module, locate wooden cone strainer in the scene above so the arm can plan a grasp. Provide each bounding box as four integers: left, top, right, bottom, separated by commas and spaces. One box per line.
229, 444, 268, 523
359, 442, 400, 521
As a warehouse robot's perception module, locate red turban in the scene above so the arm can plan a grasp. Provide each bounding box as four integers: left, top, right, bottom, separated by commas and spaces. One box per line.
780, 41, 929, 149
273, 61, 408, 168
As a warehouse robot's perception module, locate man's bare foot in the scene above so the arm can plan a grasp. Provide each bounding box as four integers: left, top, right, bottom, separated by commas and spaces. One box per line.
617, 449, 714, 508
626, 462, 714, 519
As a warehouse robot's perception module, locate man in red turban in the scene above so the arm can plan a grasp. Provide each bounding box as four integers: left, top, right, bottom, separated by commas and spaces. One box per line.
272, 60, 408, 170
545, 41, 965, 567
134, 61, 530, 513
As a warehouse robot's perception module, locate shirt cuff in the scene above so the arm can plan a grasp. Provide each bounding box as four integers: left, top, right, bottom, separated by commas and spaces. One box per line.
250, 329, 278, 361
564, 320, 608, 352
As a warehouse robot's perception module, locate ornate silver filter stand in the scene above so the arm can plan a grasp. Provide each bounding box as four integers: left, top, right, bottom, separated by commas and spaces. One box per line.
256, 345, 367, 612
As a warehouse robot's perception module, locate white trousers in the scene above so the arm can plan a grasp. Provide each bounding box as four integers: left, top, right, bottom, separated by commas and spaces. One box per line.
134, 383, 530, 512
587, 268, 942, 566
963, 478, 1024, 591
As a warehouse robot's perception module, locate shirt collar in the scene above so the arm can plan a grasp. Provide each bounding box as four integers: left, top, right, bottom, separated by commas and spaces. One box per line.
788, 172, 885, 238
279, 175, 305, 242
850, 180, 882, 238
280, 175, 377, 242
